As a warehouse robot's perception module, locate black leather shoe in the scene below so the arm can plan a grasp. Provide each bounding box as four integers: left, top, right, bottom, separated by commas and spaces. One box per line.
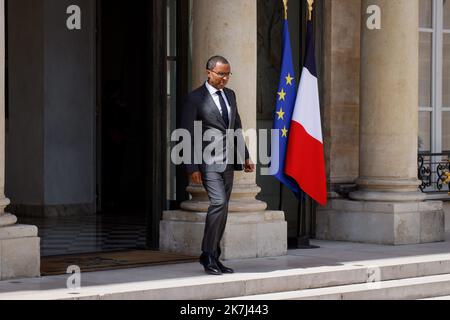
213, 247, 234, 273
216, 260, 234, 274
199, 253, 222, 276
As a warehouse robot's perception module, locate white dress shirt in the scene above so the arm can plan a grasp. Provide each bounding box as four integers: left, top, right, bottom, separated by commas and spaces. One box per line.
205, 81, 232, 127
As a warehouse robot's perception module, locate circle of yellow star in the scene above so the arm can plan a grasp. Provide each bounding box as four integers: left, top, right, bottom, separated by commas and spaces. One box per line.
277, 88, 286, 101
282, 126, 288, 138
285, 74, 294, 86
277, 108, 285, 120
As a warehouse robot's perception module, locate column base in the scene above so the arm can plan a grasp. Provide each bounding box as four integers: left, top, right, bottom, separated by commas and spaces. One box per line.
0, 225, 40, 280
0, 213, 17, 227
316, 199, 445, 245
160, 211, 287, 260
181, 184, 268, 212
350, 190, 426, 202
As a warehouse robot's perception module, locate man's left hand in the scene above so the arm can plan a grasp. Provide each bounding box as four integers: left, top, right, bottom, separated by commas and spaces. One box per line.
244, 159, 255, 173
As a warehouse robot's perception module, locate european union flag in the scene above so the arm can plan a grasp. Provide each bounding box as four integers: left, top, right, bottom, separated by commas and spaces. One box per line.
270, 16, 303, 199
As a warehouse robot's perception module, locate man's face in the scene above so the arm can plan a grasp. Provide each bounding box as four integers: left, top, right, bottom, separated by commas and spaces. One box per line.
206, 63, 231, 90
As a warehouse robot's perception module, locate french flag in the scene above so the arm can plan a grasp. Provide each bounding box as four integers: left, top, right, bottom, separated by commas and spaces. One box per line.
285, 21, 327, 206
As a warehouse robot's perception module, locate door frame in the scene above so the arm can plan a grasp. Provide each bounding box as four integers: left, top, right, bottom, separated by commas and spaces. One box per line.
145, 0, 167, 249
174, 0, 191, 207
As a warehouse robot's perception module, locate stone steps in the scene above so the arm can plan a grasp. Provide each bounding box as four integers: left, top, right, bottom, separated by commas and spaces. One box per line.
224, 274, 450, 300
421, 296, 450, 300
5, 254, 448, 300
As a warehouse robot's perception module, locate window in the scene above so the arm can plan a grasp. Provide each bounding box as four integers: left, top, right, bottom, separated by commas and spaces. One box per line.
418, 0, 450, 195
419, 0, 450, 153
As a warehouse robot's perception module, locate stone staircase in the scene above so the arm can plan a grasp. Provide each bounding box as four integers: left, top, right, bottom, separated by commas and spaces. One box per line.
2, 253, 449, 300
2, 234, 450, 300
220, 256, 450, 301
225, 274, 450, 300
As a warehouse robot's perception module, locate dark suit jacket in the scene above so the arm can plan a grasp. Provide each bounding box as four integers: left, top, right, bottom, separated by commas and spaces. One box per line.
180, 84, 250, 174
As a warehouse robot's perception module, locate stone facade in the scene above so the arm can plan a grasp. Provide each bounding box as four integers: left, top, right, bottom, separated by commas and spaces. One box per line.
0, 0, 446, 280
318, 0, 445, 244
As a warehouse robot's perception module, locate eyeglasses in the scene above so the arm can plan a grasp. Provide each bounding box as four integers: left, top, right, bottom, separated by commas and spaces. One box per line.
209, 70, 233, 78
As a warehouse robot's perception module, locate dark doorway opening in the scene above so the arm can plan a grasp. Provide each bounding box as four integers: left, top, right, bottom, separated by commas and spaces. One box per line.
98, 0, 149, 217
97, 0, 169, 251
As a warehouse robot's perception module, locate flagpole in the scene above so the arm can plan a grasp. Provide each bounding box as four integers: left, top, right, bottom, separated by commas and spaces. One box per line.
279, 0, 288, 215
302, 0, 319, 249
288, 0, 320, 250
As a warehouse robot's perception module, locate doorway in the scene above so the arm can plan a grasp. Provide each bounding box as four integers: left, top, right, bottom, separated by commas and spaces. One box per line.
96, 0, 156, 251
96, 0, 168, 251
97, 0, 148, 216
5, 0, 169, 257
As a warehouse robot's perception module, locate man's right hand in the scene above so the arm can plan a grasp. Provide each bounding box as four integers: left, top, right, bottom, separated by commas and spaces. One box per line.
189, 171, 203, 185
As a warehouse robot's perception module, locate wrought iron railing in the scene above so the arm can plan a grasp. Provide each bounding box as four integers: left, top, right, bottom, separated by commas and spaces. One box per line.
418, 152, 450, 194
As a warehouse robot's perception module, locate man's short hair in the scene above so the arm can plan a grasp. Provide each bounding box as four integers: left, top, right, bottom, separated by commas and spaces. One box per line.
206, 56, 230, 70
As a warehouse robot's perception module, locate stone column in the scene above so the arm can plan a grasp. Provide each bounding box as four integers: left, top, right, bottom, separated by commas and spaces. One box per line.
0, 0, 40, 280
160, 0, 287, 259
322, 0, 361, 198
182, 0, 265, 213
317, 0, 444, 245
0, 0, 14, 228
351, 0, 424, 202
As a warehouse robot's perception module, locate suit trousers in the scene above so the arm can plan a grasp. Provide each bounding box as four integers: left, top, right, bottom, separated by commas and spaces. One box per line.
201, 165, 235, 256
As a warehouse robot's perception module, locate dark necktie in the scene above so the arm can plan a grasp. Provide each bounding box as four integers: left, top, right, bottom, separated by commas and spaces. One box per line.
216, 91, 230, 128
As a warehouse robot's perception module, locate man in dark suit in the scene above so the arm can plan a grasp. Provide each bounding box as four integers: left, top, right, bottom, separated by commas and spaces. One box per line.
181, 56, 255, 275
